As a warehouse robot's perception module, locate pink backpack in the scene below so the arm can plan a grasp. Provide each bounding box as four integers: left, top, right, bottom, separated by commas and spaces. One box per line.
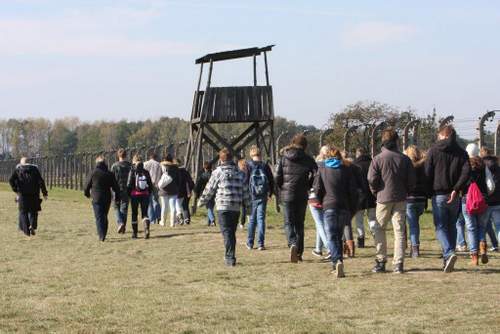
466, 182, 488, 215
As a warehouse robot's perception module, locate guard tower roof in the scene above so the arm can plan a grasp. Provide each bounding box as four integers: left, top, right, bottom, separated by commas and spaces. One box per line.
195, 45, 275, 64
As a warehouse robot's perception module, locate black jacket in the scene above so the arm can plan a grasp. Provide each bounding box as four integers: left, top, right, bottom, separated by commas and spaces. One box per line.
408, 159, 428, 203
313, 159, 358, 215
352, 154, 376, 209
194, 170, 212, 196
178, 167, 195, 199
9, 163, 48, 212
425, 134, 470, 195
482, 155, 500, 205
111, 160, 132, 197
84, 162, 120, 204
276, 146, 317, 202
159, 163, 180, 196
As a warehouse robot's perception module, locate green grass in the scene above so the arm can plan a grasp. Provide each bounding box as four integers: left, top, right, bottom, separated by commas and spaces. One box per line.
0, 183, 499, 333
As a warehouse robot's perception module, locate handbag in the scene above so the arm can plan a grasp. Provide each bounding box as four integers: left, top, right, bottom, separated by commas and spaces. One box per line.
158, 172, 173, 189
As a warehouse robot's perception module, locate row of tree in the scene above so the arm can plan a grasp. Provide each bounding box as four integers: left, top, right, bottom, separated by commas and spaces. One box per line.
0, 101, 473, 161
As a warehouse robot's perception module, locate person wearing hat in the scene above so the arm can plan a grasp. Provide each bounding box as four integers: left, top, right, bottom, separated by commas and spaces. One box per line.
462, 143, 490, 265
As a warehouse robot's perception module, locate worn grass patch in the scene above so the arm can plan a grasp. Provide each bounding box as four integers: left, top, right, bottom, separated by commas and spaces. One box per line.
0, 183, 499, 333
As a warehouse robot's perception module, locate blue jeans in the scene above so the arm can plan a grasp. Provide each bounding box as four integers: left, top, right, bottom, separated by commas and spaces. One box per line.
456, 213, 466, 247
432, 194, 460, 259
309, 205, 328, 252
461, 199, 488, 253
406, 202, 425, 246
115, 196, 129, 226
147, 190, 161, 223
207, 199, 215, 225
218, 210, 240, 264
247, 198, 267, 247
324, 208, 349, 265
483, 204, 500, 248
18, 210, 38, 236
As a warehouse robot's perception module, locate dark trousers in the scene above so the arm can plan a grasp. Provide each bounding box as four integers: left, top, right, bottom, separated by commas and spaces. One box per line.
325, 209, 349, 265
131, 196, 149, 223
283, 200, 307, 256
182, 196, 191, 221
92, 202, 111, 241
218, 210, 240, 264
18, 210, 38, 236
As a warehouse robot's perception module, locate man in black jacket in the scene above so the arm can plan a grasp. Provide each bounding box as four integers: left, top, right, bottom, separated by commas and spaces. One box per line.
480, 147, 500, 251
9, 157, 48, 236
193, 162, 215, 226
425, 125, 470, 272
352, 148, 377, 248
111, 148, 132, 234
276, 134, 317, 263
84, 155, 120, 241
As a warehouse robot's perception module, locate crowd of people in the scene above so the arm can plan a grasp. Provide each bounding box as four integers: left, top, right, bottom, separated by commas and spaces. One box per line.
8, 125, 500, 277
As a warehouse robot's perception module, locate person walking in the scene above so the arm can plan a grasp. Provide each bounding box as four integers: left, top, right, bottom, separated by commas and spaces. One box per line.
158, 155, 182, 228
193, 162, 216, 226
313, 147, 359, 278
9, 157, 48, 237
84, 155, 120, 242
462, 143, 490, 265
352, 147, 377, 249
144, 151, 162, 225
309, 146, 330, 259
176, 158, 195, 225
111, 148, 132, 234
425, 125, 470, 273
198, 148, 250, 267
127, 155, 153, 239
404, 145, 428, 258
276, 134, 317, 263
245, 145, 274, 251
238, 159, 250, 229
368, 128, 415, 274
480, 147, 500, 252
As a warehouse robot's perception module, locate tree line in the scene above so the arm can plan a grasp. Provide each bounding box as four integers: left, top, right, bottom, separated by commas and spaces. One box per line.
0, 101, 473, 161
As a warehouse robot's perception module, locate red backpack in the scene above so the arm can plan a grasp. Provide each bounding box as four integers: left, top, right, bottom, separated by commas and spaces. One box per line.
466, 182, 488, 215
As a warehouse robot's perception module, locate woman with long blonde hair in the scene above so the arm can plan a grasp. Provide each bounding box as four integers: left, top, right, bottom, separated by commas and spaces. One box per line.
404, 145, 428, 257
309, 145, 331, 259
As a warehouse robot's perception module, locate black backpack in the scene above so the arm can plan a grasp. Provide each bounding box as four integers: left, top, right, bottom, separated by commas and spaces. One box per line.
17, 167, 38, 195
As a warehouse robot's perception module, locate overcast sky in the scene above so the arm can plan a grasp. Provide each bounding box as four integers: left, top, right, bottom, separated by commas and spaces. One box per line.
1, 0, 500, 138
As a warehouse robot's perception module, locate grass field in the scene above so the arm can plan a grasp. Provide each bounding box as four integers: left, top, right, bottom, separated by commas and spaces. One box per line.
1, 183, 499, 333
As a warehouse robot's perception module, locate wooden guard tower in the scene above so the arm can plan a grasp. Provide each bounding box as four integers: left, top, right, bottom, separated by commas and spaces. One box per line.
185, 45, 276, 181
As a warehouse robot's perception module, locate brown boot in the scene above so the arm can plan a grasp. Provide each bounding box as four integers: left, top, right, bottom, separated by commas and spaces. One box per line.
343, 241, 349, 257
470, 252, 479, 266
346, 240, 355, 258
479, 241, 489, 264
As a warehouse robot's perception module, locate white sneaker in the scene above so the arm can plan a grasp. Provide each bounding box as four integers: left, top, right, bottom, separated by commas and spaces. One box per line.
159, 220, 165, 226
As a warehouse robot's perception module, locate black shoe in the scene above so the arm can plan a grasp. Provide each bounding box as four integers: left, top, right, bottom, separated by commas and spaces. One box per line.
393, 263, 404, 274
357, 237, 365, 248
297, 255, 303, 262
117, 223, 125, 234
30, 228, 36, 236
372, 260, 386, 273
